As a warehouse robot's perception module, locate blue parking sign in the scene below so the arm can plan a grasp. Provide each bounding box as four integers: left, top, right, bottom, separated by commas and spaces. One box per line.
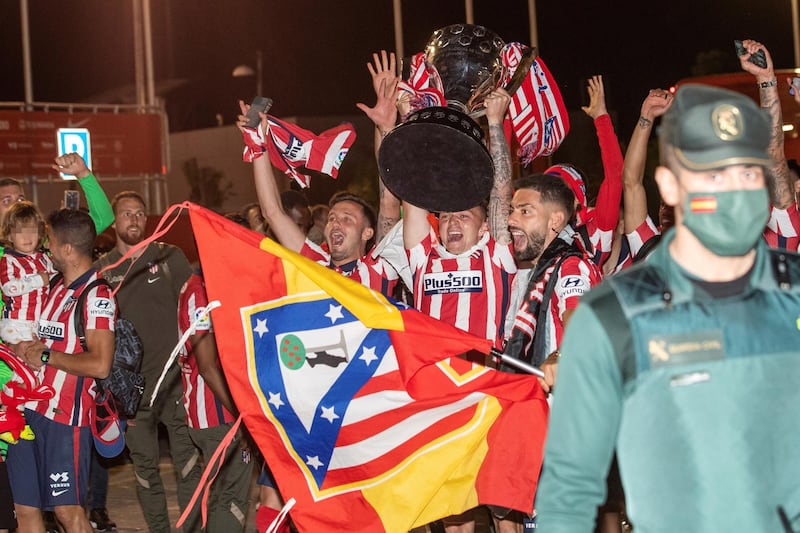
56, 128, 92, 180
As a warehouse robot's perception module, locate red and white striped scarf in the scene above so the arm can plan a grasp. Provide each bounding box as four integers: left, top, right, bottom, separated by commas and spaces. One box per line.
241, 116, 357, 188
501, 43, 570, 165
397, 52, 445, 115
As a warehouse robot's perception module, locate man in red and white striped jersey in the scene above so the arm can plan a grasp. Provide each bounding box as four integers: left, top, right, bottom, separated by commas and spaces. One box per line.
403, 89, 517, 350
8, 209, 116, 532
237, 103, 399, 297
177, 272, 253, 531
504, 174, 602, 393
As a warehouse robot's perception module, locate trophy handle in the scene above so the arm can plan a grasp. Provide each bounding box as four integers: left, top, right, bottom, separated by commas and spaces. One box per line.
468, 47, 538, 120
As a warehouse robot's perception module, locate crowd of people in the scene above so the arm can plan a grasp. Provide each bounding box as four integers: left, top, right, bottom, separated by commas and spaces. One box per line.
0, 34, 799, 533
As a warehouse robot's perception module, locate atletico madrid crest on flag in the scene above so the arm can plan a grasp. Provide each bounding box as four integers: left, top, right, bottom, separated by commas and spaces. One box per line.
245, 294, 401, 495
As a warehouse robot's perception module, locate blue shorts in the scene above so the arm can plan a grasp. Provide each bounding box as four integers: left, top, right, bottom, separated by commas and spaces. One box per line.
6, 409, 91, 509
256, 462, 277, 488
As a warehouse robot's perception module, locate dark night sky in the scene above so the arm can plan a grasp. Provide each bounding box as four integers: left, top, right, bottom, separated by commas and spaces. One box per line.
0, 0, 796, 139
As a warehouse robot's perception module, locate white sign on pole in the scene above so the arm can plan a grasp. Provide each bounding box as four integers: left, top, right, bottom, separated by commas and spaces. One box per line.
56, 128, 91, 180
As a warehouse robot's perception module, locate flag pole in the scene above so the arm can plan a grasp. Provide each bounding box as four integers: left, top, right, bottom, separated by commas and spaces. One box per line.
490, 348, 545, 378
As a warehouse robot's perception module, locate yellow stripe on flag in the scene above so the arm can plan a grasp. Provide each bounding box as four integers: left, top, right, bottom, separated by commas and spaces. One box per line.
259, 237, 403, 331
363, 396, 500, 532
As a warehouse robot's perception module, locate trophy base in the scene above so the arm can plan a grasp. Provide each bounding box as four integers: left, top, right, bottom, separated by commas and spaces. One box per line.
378, 107, 493, 213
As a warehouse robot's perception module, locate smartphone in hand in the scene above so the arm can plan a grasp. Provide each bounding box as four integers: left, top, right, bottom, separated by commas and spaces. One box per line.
245, 96, 273, 129
734, 40, 767, 69
64, 190, 80, 210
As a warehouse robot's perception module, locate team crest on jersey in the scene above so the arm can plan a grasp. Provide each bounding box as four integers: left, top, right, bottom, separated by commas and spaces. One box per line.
423, 269, 484, 295
243, 294, 391, 494
88, 297, 114, 319
148, 262, 159, 275
38, 320, 65, 341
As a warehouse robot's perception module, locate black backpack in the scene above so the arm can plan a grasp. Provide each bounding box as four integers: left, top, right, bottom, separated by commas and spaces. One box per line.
74, 278, 145, 418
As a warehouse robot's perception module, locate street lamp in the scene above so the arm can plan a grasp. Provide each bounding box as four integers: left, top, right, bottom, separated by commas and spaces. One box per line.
232, 50, 263, 96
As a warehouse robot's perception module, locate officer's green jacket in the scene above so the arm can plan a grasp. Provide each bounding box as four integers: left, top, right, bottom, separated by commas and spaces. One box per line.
536, 230, 800, 532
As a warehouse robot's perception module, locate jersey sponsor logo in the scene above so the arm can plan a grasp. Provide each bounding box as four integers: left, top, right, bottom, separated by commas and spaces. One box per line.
559, 276, 588, 297
88, 297, 115, 318
422, 270, 483, 295
147, 277, 161, 284
38, 319, 65, 340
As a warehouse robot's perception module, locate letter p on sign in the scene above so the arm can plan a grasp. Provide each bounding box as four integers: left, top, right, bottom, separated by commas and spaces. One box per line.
56, 128, 92, 180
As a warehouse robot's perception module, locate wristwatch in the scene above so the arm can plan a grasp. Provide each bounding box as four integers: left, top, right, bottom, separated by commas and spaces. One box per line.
40, 349, 51, 366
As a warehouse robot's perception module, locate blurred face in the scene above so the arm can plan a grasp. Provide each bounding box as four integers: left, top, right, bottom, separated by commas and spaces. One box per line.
324, 200, 373, 264
0, 185, 24, 222
507, 189, 556, 262
288, 205, 312, 234
113, 197, 147, 246
9, 219, 40, 255
246, 206, 265, 232
438, 207, 488, 255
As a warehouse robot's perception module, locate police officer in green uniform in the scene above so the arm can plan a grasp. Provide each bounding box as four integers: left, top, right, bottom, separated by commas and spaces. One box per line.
536, 84, 800, 532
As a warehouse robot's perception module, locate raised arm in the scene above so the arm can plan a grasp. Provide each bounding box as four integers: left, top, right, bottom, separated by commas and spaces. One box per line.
740, 39, 794, 208
236, 101, 306, 252
52, 153, 114, 233
485, 88, 513, 245
356, 51, 402, 242
622, 89, 673, 233
582, 75, 623, 233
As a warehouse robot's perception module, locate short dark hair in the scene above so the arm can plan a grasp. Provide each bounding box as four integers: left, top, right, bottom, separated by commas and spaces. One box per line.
2, 201, 45, 249
329, 191, 377, 249
0, 178, 23, 190
240, 202, 260, 218
329, 192, 377, 229
514, 173, 576, 223
280, 190, 309, 212
48, 209, 96, 258
111, 191, 146, 215
310, 204, 329, 223
224, 212, 250, 228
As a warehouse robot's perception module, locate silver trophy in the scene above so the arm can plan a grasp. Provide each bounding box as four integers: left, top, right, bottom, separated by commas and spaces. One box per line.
378, 24, 507, 213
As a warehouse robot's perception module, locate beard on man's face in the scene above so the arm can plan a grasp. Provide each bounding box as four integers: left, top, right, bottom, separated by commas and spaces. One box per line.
118, 226, 144, 246
513, 229, 546, 262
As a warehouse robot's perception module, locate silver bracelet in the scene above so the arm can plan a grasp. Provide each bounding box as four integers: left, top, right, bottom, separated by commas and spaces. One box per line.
759, 79, 778, 88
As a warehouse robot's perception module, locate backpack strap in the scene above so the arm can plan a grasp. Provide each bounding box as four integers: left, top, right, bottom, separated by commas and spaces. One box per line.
530, 249, 583, 365
73, 278, 111, 352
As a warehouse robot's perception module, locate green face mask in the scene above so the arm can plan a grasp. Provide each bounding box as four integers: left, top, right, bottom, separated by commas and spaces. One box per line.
682, 189, 769, 256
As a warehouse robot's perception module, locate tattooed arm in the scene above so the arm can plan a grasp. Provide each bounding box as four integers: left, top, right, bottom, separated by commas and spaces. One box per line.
740, 39, 794, 208
485, 88, 513, 245
622, 89, 673, 233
